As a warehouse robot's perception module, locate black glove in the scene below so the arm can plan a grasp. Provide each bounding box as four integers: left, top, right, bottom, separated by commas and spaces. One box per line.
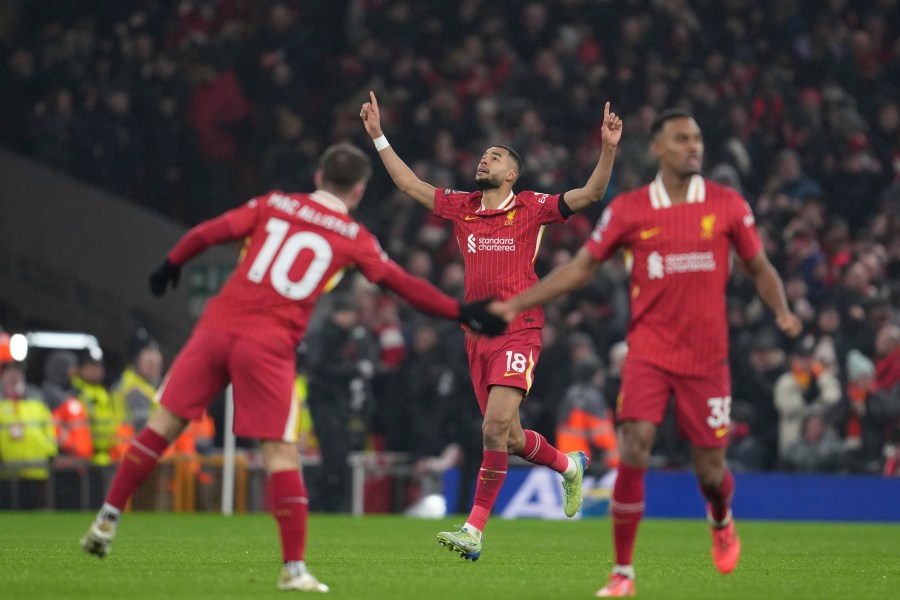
149, 259, 181, 297
458, 299, 507, 336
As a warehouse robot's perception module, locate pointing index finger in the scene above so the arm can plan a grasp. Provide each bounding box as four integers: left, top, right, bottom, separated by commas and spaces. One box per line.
370, 90, 378, 107
604, 101, 610, 121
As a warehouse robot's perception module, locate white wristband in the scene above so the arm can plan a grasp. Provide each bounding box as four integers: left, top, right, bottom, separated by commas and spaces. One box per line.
373, 135, 390, 152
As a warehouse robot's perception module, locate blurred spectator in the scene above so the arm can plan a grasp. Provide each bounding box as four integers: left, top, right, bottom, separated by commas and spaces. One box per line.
0, 362, 57, 509
732, 327, 788, 468
762, 149, 823, 204
843, 348, 880, 472
780, 408, 846, 473
868, 325, 900, 476
554, 356, 618, 470
304, 293, 378, 512
383, 322, 465, 461
774, 335, 843, 454
384, 322, 478, 512
528, 322, 572, 426
111, 343, 163, 432
71, 352, 121, 468
52, 394, 93, 461
185, 58, 251, 222
41, 350, 78, 411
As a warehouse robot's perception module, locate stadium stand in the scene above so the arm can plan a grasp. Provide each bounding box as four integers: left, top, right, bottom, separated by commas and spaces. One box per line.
1, 2, 899, 513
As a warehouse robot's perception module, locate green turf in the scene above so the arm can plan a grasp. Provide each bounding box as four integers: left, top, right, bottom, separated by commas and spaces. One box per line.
1, 512, 897, 599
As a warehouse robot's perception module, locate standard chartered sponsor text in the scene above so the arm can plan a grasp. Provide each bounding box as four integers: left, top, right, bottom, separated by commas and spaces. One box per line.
477, 237, 516, 252
665, 252, 715, 273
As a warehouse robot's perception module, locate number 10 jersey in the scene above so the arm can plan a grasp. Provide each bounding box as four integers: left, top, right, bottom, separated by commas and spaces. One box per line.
169, 190, 394, 353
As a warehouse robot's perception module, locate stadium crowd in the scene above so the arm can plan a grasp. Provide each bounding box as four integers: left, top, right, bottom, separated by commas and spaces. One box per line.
3, 0, 900, 506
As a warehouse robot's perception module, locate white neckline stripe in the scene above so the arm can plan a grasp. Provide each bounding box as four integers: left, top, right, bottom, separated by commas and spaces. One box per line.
649, 174, 705, 209
479, 191, 516, 212
309, 190, 348, 214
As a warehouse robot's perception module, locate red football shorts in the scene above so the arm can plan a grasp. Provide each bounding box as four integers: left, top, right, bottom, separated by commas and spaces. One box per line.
618, 358, 732, 448
157, 328, 298, 442
465, 327, 541, 414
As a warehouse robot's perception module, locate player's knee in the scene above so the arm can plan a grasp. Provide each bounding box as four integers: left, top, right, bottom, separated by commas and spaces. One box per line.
695, 460, 725, 489
619, 434, 653, 466
482, 420, 510, 449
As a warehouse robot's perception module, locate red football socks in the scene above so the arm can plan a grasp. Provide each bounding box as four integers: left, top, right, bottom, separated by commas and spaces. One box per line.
467, 450, 508, 531
518, 429, 570, 473
701, 468, 735, 523
610, 463, 646, 565
105, 428, 169, 509
269, 470, 309, 562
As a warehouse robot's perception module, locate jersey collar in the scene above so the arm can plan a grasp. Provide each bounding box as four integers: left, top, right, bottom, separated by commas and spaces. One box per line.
310, 190, 349, 214
478, 191, 516, 212
649, 173, 706, 209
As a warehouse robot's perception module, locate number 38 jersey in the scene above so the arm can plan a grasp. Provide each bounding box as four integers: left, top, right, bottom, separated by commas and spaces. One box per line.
584, 175, 762, 375
168, 190, 393, 352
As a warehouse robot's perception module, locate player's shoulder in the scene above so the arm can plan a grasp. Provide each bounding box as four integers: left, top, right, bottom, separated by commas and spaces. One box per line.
516, 190, 557, 206
440, 187, 477, 200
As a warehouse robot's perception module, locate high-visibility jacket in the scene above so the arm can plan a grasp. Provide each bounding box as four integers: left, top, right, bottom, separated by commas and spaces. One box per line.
112, 366, 216, 457
72, 376, 119, 466
111, 366, 157, 429
52, 396, 93, 459
0, 397, 58, 479
555, 408, 619, 469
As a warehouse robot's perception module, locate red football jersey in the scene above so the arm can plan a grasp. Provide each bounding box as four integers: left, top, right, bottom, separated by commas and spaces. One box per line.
169, 190, 394, 352
584, 175, 762, 375
434, 188, 567, 332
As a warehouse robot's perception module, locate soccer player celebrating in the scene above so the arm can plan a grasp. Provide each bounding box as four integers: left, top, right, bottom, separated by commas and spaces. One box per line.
489, 109, 802, 597
360, 91, 622, 560
79, 143, 505, 592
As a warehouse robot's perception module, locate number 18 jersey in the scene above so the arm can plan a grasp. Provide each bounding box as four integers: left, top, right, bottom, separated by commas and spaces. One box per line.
434, 187, 567, 333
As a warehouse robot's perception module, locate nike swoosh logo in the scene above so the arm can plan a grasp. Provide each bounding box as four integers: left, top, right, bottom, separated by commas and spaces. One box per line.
640, 227, 661, 240
715, 427, 729, 438
465, 215, 480, 221
503, 372, 520, 377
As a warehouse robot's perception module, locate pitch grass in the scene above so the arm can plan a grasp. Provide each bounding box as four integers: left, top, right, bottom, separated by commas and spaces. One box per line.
1, 513, 897, 599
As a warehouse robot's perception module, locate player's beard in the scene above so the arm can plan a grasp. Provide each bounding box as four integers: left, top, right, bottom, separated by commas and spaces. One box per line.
475, 173, 502, 190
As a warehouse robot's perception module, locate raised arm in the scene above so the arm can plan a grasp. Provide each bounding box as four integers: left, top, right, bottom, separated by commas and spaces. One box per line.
742, 251, 802, 337
490, 247, 602, 322
561, 102, 623, 213
360, 91, 436, 209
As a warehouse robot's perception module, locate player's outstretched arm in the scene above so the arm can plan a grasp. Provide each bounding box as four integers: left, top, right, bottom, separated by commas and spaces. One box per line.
562, 102, 623, 213
149, 208, 249, 296
377, 260, 506, 335
743, 251, 802, 337
360, 90, 436, 209
490, 247, 601, 322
